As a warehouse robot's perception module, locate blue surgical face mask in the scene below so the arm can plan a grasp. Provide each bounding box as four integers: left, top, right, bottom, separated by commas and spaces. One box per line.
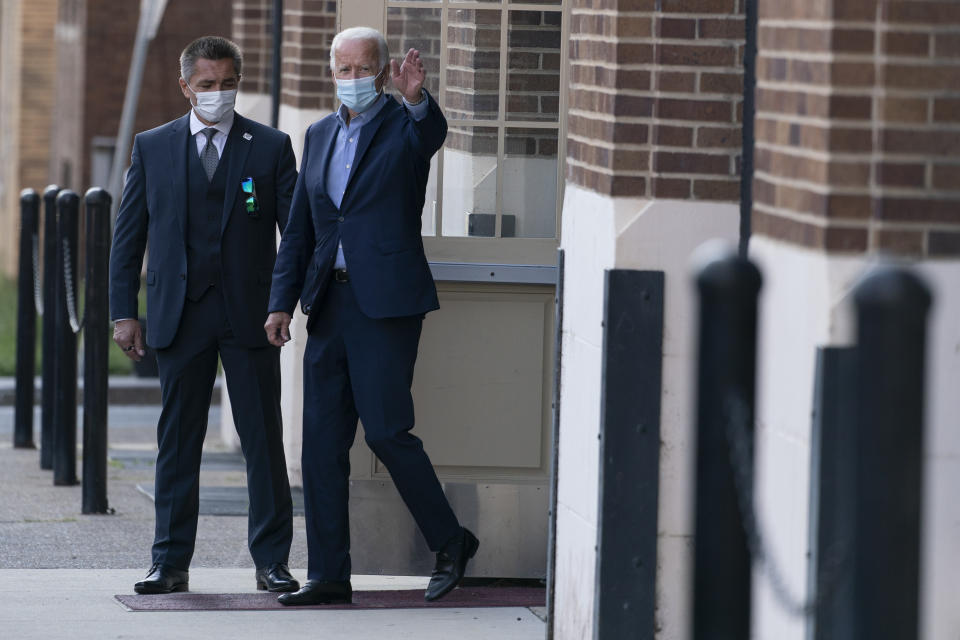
336, 67, 385, 113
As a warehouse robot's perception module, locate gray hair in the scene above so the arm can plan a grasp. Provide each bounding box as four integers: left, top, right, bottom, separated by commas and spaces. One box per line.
180, 36, 243, 83
330, 27, 389, 72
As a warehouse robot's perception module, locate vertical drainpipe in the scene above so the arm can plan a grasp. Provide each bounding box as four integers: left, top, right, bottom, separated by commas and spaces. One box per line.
271, 0, 283, 129
739, 0, 758, 258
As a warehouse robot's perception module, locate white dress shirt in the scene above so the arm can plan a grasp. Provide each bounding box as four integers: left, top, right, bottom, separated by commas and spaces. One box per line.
189, 108, 234, 160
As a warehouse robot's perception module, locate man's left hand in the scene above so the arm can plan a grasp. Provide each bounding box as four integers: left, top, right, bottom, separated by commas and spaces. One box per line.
391, 48, 426, 104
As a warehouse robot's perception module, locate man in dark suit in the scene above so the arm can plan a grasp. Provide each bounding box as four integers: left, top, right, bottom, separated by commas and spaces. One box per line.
110, 36, 299, 595
265, 27, 478, 606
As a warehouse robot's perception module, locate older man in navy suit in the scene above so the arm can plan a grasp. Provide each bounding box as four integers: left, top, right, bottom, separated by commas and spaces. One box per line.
265, 27, 478, 605
110, 36, 299, 595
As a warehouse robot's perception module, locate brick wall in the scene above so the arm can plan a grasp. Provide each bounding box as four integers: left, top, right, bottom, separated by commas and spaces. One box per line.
232, 0, 273, 95
18, 1, 57, 197
280, 0, 337, 111
567, 0, 746, 200
0, 0, 57, 276
753, 0, 960, 257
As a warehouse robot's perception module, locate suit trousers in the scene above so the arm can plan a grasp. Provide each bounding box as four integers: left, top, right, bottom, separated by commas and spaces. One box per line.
152, 288, 292, 570
302, 278, 461, 582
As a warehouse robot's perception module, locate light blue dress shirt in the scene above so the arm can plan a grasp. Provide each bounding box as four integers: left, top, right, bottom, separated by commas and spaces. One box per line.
329, 91, 429, 269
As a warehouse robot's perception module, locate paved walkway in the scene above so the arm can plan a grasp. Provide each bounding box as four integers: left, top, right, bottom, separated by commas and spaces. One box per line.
0, 397, 546, 639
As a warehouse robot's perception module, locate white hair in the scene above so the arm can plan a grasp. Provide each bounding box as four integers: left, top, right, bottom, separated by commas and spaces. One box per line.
330, 27, 389, 72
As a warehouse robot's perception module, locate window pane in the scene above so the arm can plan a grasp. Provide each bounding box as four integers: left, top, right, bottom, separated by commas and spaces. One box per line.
387, 6, 442, 98
510, 0, 561, 4
442, 126, 499, 238
446, 9, 502, 121
503, 127, 558, 238
507, 10, 561, 122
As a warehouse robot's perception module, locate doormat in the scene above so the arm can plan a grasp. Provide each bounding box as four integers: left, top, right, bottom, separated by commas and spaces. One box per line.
114, 586, 545, 611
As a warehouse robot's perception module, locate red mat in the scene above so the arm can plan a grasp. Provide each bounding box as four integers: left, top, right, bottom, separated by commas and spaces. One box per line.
114, 586, 545, 611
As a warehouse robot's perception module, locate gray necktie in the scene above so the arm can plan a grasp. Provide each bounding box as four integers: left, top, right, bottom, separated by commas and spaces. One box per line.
200, 128, 219, 180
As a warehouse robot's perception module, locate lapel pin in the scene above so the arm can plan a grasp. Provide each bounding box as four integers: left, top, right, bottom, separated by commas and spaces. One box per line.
243, 132, 253, 141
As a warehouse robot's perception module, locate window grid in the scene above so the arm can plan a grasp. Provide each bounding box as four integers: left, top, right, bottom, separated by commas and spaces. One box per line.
386, 0, 567, 240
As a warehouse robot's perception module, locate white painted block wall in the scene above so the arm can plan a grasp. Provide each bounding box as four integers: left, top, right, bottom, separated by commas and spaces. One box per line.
751, 236, 960, 640
553, 184, 738, 639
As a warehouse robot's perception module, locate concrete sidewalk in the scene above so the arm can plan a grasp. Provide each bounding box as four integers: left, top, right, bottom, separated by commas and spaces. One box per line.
0, 405, 546, 639
0, 570, 544, 640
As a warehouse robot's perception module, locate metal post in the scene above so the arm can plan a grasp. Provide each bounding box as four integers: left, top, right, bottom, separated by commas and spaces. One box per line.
40, 185, 61, 469
82, 188, 112, 513
594, 270, 664, 639
692, 245, 762, 640
808, 347, 857, 640
850, 267, 931, 640
545, 249, 564, 640
14, 189, 41, 448
738, 0, 758, 258
53, 190, 80, 486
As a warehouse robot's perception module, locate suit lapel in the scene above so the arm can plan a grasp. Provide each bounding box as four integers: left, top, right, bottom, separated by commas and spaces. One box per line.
166, 114, 191, 240
343, 98, 395, 198
220, 113, 253, 234
315, 118, 339, 205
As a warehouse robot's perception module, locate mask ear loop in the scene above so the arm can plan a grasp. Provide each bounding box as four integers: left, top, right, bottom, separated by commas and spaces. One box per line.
374, 64, 389, 92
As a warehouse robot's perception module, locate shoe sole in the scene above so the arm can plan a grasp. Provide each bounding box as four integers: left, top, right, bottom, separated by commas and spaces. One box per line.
257, 580, 300, 593
133, 583, 188, 595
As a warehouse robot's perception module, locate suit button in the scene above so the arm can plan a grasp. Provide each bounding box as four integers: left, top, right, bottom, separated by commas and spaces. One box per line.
180, 273, 186, 280
304, 305, 312, 314
338, 216, 344, 222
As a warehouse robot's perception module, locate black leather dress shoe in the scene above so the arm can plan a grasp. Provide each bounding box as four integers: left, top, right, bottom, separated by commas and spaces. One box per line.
277, 580, 352, 606
425, 527, 479, 601
256, 563, 300, 592
134, 563, 189, 594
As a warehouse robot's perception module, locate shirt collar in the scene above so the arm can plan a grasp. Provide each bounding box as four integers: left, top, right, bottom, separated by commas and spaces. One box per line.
189, 108, 234, 137
336, 92, 388, 128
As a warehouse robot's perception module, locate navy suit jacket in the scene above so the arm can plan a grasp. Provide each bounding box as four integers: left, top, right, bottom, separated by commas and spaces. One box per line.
109, 112, 297, 349
269, 92, 445, 329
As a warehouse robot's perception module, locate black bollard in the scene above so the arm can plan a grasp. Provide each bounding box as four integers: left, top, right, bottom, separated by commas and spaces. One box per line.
53, 190, 80, 486
82, 188, 112, 514
14, 189, 41, 448
692, 244, 762, 640
40, 185, 61, 468
850, 267, 931, 640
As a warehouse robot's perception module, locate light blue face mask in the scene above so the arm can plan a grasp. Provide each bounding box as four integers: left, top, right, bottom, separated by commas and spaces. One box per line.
336, 67, 385, 113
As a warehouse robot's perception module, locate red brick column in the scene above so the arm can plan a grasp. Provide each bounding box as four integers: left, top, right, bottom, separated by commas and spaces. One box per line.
232, 0, 273, 95
753, 0, 960, 257
280, 0, 336, 112
567, 0, 746, 200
